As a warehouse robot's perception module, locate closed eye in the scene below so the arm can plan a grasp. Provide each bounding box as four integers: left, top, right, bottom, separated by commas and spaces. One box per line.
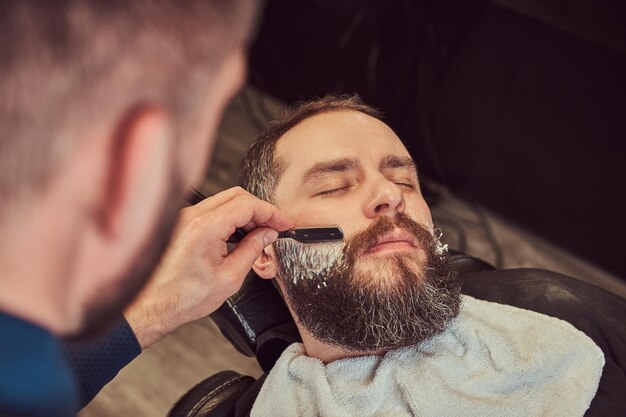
395, 182, 415, 190
317, 185, 351, 196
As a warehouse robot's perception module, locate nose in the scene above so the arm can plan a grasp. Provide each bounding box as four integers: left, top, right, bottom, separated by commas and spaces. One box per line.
364, 176, 406, 218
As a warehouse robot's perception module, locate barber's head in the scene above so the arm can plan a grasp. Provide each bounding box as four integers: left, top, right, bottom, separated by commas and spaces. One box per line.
241, 95, 461, 352
0, 0, 256, 336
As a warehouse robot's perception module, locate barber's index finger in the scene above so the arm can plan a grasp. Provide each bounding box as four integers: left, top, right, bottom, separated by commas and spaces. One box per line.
185, 187, 292, 242
215, 195, 292, 241
184, 186, 253, 214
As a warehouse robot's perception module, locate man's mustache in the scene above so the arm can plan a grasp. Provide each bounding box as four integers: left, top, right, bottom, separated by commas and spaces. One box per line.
343, 213, 433, 261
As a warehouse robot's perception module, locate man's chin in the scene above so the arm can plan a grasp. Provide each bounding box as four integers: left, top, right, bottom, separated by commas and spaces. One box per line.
62, 282, 142, 342
62, 306, 123, 342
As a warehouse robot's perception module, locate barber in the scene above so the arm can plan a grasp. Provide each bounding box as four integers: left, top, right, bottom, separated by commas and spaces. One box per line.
0, 1, 291, 416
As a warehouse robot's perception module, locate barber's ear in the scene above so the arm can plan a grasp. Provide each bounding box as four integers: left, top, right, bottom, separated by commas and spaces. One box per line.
67, 105, 174, 319
252, 245, 278, 279
99, 107, 172, 247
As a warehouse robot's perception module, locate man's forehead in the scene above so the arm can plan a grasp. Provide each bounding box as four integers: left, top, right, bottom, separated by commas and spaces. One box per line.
275, 110, 410, 173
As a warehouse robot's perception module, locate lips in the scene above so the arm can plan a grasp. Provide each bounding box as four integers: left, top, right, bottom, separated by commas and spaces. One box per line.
364, 228, 418, 255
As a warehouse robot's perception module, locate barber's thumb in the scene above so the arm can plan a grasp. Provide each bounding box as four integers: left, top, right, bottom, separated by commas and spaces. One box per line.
262, 229, 279, 246
225, 228, 278, 274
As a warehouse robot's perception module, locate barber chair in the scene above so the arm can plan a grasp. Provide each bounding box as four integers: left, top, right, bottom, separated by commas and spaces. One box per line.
167, 251, 626, 417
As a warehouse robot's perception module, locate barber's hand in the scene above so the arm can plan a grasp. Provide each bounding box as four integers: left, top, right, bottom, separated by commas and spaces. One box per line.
124, 186, 292, 348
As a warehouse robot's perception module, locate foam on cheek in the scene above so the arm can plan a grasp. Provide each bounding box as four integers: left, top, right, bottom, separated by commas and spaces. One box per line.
274, 226, 449, 289
273, 239, 346, 286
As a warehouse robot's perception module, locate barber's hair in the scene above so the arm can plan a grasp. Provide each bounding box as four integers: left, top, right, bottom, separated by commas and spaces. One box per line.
239, 94, 383, 202
0, 0, 256, 205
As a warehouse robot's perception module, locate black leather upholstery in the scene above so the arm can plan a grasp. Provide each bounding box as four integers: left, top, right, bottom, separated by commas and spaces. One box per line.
209, 274, 291, 358
168, 371, 254, 417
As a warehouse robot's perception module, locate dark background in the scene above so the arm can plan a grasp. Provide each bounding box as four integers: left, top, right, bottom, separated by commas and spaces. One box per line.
247, 0, 626, 279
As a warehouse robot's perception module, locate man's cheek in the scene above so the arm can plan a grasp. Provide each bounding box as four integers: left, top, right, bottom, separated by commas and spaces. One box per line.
405, 200, 433, 230
285, 197, 362, 228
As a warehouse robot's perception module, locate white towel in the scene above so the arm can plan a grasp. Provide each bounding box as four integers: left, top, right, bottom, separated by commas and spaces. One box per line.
251, 295, 605, 417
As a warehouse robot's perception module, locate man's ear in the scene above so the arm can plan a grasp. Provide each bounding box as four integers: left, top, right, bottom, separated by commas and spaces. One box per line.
98, 106, 173, 254
252, 245, 278, 279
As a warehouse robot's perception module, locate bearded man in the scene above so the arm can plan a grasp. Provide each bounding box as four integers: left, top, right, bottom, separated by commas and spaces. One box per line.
234, 95, 610, 417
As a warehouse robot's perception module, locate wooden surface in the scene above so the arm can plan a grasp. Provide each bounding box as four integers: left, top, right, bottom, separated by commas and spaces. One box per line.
80, 86, 625, 417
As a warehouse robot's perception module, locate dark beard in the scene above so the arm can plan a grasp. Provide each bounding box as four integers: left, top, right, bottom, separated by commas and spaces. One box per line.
64, 181, 182, 341
273, 213, 462, 352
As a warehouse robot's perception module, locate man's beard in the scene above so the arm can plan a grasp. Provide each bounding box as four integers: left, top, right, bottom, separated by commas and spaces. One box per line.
65, 181, 182, 341
273, 213, 462, 352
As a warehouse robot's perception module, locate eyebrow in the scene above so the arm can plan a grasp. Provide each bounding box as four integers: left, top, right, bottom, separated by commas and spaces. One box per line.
300, 157, 360, 186
379, 155, 418, 174
300, 154, 418, 187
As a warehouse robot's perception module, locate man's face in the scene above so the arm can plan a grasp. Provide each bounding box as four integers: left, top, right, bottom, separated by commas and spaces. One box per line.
273, 110, 433, 254
266, 110, 461, 351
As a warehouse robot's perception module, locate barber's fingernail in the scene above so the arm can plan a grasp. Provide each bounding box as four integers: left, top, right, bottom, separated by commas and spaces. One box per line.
264, 230, 279, 246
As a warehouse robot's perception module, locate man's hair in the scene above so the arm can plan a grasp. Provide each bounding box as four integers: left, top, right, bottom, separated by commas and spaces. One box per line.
0, 0, 256, 206
239, 94, 383, 202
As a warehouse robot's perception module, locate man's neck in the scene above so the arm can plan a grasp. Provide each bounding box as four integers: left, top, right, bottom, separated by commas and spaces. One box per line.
0, 207, 76, 335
